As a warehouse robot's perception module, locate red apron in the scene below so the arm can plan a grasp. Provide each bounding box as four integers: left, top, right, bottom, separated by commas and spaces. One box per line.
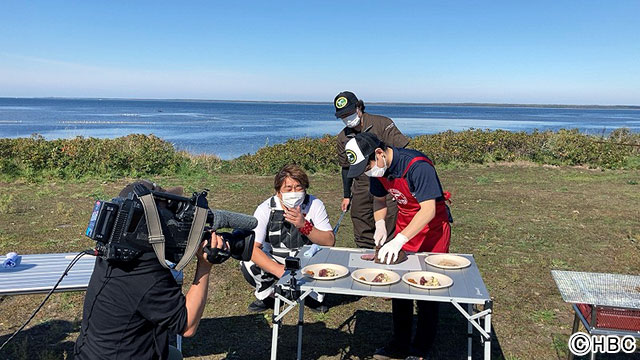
377, 156, 451, 253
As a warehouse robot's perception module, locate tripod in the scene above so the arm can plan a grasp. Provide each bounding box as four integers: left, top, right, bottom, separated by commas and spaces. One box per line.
271, 257, 313, 360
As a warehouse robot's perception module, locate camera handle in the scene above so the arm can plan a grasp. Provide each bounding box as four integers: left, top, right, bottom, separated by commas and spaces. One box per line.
202, 237, 231, 264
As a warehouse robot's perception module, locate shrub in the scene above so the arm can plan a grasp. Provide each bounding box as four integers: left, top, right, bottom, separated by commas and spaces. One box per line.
1, 129, 638, 181
1, 134, 187, 180
224, 134, 339, 175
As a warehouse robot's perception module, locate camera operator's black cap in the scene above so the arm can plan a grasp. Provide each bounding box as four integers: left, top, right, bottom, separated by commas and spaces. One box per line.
334, 91, 358, 118
345, 132, 382, 178
119, 180, 183, 197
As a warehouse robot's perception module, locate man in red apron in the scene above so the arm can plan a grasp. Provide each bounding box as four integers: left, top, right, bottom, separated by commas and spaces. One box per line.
345, 132, 452, 360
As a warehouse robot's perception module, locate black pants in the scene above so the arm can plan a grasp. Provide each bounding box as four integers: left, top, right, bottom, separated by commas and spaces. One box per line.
391, 299, 439, 353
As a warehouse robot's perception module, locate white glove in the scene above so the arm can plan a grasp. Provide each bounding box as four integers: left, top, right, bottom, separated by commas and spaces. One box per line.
377, 233, 409, 265
373, 219, 387, 246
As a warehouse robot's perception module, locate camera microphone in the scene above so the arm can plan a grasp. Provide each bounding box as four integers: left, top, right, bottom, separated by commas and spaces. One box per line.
209, 210, 258, 231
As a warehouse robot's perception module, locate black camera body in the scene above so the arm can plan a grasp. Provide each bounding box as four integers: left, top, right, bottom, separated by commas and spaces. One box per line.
275, 256, 302, 300
284, 256, 301, 272
85, 188, 256, 266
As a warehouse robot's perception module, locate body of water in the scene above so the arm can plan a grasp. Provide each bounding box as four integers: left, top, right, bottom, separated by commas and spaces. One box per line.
1, 98, 639, 159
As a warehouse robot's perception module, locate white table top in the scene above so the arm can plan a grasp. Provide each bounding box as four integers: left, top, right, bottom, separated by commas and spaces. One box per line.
0, 252, 183, 296
278, 246, 491, 305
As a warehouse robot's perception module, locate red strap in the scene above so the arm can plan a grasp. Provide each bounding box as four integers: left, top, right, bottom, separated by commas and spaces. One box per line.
401, 156, 452, 203
401, 156, 434, 178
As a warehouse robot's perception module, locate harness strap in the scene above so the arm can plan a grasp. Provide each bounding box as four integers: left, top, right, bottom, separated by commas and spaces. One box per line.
138, 193, 170, 269
269, 196, 276, 209
267, 195, 311, 249
174, 205, 207, 271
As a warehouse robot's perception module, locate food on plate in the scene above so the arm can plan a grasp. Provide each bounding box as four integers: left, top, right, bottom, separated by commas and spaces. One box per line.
372, 272, 391, 283
407, 278, 417, 284
419, 276, 440, 287
359, 276, 367, 281
373, 246, 408, 264
438, 259, 459, 267
318, 268, 337, 277
304, 270, 314, 276
360, 253, 376, 261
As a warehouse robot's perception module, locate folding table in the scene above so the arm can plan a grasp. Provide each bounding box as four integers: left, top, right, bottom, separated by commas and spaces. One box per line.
552, 270, 640, 360
270, 246, 493, 360
0, 253, 184, 349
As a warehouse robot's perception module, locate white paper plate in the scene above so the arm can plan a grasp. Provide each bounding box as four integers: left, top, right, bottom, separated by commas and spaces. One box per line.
425, 254, 471, 269
301, 263, 349, 280
402, 271, 453, 290
351, 268, 401, 286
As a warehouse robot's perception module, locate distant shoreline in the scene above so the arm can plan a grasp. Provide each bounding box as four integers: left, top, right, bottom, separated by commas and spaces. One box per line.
2, 97, 639, 110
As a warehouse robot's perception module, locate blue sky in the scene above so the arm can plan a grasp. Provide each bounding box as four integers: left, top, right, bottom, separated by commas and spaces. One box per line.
1, 1, 638, 104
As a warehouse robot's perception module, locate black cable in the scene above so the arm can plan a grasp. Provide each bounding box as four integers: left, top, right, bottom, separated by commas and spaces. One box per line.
0, 250, 93, 352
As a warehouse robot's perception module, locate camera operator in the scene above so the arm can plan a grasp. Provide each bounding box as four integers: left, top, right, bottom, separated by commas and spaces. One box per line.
74, 181, 226, 360
240, 164, 335, 313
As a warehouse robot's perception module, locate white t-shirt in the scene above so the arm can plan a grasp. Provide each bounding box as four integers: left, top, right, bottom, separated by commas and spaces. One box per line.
252, 194, 333, 249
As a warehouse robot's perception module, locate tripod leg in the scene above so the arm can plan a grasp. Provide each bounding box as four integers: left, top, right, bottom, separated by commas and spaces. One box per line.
271, 295, 281, 360
297, 295, 305, 360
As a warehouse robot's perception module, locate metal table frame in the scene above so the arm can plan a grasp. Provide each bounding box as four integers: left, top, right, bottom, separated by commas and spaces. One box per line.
270, 246, 493, 360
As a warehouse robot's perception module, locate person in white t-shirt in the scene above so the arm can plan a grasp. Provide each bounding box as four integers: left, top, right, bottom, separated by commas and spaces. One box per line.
240, 164, 334, 312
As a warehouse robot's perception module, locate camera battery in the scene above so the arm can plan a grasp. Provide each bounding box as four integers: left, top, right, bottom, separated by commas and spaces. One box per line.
85, 200, 119, 241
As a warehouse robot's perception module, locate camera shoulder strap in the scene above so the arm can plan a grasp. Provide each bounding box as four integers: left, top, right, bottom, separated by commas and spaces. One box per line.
137, 192, 170, 269
174, 205, 207, 271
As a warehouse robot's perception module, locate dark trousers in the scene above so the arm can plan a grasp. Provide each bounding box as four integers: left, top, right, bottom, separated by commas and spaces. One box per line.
350, 176, 398, 249
391, 299, 439, 353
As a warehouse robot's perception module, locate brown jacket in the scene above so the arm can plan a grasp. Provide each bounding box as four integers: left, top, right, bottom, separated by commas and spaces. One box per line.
336, 112, 409, 168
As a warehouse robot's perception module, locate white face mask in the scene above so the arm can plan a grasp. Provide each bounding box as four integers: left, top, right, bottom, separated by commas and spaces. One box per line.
342, 112, 360, 128
364, 154, 387, 177
281, 191, 305, 208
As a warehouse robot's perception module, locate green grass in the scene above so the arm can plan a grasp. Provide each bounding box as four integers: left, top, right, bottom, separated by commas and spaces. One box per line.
1, 164, 639, 359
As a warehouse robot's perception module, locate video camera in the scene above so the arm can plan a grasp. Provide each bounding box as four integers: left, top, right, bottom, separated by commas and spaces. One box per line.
85, 181, 257, 269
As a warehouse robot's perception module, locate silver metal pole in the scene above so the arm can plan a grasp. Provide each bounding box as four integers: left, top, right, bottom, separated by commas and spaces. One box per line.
484, 312, 492, 360
467, 304, 473, 360
568, 311, 580, 360
270, 296, 282, 360
297, 298, 305, 360
333, 209, 348, 235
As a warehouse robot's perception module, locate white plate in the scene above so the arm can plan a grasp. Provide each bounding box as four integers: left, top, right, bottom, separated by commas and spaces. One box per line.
402, 271, 453, 290
301, 263, 349, 280
351, 268, 401, 286
425, 254, 471, 269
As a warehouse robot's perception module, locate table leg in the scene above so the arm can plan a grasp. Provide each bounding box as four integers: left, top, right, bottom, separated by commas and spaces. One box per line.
484, 312, 491, 360
297, 297, 305, 360
568, 312, 580, 360
467, 304, 473, 360
271, 296, 282, 360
